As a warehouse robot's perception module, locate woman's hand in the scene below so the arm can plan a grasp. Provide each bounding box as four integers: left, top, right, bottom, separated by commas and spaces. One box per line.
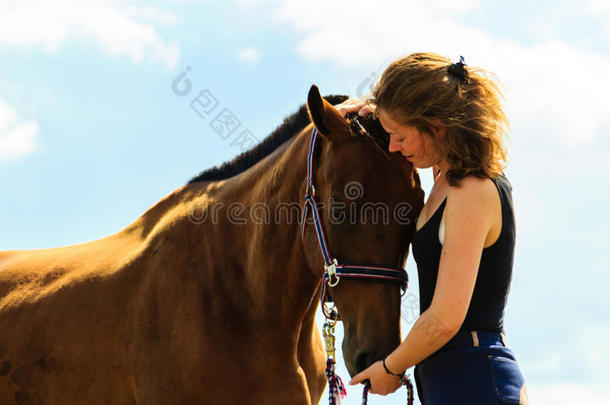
348, 360, 402, 396
335, 98, 376, 117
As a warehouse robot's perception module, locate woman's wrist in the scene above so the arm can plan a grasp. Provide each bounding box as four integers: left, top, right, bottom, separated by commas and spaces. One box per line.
382, 356, 405, 378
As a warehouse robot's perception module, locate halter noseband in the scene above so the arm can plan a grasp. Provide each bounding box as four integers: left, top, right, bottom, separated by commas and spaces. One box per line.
300, 127, 409, 319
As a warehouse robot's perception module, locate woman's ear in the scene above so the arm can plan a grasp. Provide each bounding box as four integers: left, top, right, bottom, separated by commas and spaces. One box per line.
431, 120, 446, 138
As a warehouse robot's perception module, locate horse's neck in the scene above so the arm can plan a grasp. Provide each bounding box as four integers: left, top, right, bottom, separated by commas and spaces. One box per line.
114, 124, 322, 342
220, 123, 321, 302
192, 123, 322, 328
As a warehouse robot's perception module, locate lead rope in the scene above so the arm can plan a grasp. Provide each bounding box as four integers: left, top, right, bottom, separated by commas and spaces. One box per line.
323, 318, 415, 405
361, 377, 414, 405
323, 319, 346, 405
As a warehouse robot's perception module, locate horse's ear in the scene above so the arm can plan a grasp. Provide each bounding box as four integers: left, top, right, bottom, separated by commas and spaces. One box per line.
306, 85, 350, 141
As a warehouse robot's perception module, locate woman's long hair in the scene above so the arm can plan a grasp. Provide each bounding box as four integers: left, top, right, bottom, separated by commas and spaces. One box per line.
367, 52, 510, 187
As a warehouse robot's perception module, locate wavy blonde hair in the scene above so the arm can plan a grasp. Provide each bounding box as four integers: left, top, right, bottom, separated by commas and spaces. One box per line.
367, 52, 510, 187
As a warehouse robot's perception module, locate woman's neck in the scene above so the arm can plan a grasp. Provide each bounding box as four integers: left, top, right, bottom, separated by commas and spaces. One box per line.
434, 161, 451, 184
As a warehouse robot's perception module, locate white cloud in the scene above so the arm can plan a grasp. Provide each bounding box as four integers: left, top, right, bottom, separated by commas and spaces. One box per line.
237, 47, 261, 64
587, 0, 610, 43
0, 0, 179, 69
233, 0, 610, 175
586, 0, 610, 14
0, 99, 38, 163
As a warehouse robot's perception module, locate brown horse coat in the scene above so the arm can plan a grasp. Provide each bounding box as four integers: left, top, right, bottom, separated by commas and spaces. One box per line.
0, 86, 423, 404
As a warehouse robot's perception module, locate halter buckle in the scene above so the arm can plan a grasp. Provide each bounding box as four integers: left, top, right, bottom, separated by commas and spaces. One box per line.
325, 259, 340, 287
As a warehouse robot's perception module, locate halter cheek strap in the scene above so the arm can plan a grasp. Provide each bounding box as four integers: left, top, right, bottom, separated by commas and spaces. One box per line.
300, 128, 409, 319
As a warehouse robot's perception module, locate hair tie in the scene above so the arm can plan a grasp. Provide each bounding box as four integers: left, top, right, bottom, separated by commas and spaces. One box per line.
448, 55, 467, 82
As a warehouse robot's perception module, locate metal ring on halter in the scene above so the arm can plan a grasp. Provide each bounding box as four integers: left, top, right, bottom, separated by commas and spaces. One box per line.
305, 183, 316, 196
325, 258, 340, 287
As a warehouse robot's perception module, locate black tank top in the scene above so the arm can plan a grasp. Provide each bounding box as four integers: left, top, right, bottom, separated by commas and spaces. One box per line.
411, 173, 515, 333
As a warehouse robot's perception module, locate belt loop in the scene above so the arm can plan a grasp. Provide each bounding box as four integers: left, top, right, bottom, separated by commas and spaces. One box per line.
470, 331, 479, 347
500, 332, 508, 347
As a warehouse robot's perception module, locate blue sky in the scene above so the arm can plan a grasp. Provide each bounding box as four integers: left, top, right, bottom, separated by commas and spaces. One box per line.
1, 0, 609, 403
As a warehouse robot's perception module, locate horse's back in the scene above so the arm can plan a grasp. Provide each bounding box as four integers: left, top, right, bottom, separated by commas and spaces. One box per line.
0, 183, 216, 404
0, 232, 145, 304
0, 182, 203, 306
0, 234, 150, 403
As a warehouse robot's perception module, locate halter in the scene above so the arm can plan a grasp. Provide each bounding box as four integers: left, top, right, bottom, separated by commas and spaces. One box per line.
300, 127, 409, 319
301, 126, 414, 405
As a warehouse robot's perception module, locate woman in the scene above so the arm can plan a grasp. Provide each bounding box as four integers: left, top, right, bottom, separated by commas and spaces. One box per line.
339, 53, 528, 404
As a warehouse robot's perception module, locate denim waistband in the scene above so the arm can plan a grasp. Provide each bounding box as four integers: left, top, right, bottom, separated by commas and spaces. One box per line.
439, 331, 507, 351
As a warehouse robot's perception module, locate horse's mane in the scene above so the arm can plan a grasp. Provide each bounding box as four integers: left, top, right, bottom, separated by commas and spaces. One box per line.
187, 94, 348, 183
187, 94, 391, 184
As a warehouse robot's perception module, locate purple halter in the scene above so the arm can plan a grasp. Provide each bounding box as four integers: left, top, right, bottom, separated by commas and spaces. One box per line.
300, 127, 409, 319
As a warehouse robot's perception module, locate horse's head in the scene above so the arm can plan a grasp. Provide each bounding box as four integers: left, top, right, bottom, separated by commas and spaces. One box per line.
304, 85, 424, 377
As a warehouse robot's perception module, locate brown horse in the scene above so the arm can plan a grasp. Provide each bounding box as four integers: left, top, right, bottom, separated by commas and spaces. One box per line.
0, 85, 423, 404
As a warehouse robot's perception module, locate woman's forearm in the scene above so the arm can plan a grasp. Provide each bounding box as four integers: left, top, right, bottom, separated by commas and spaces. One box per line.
383, 308, 458, 374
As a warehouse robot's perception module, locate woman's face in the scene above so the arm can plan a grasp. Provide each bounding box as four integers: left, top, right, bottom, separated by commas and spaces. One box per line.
377, 109, 444, 170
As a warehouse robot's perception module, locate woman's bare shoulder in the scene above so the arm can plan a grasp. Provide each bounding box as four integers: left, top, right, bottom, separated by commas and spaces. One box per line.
446, 175, 498, 209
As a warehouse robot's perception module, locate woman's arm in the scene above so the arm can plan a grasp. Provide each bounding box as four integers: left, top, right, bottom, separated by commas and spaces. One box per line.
350, 176, 497, 394
387, 176, 494, 364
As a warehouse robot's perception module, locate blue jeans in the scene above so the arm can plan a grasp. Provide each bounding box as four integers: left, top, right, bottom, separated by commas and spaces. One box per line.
414, 331, 528, 404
